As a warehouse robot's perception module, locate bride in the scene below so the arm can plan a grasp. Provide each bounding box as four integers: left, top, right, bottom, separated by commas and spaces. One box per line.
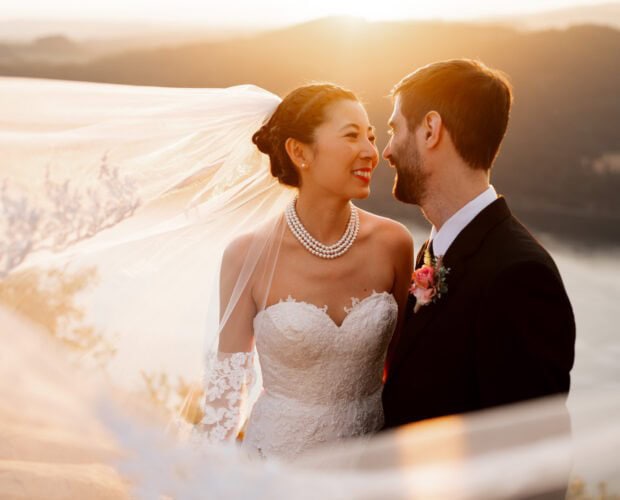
1, 76, 412, 462
195, 83, 413, 459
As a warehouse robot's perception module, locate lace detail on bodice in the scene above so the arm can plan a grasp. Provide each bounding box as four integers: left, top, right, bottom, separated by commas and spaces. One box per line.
193, 351, 255, 443
243, 290, 398, 460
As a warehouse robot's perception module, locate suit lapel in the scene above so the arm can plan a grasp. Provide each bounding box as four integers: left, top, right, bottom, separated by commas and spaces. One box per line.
441, 196, 511, 270
389, 197, 512, 375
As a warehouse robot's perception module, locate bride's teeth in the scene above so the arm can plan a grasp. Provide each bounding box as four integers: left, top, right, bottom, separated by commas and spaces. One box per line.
354, 170, 371, 179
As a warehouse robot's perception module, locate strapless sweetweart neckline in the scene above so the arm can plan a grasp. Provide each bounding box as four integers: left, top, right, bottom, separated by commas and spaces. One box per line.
255, 289, 397, 330
245, 290, 398, 460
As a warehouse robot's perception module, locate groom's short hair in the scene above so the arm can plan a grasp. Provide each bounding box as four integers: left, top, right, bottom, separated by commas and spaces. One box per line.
392, 59, 513, 171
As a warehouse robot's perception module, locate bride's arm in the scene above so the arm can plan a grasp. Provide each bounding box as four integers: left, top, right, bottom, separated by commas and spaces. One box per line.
218, 234, 257, 353
385, 222, 414, 373
194, 235, 258, 443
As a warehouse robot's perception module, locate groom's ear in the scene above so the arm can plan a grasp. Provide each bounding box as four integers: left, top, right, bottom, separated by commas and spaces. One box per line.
422, 111, 442, 150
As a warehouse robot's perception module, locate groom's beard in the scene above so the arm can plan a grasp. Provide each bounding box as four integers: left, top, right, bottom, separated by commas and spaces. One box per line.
392, 142, 429, 206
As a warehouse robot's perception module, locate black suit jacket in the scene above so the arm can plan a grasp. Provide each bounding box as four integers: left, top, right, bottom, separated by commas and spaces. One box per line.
382, 197, 576, 428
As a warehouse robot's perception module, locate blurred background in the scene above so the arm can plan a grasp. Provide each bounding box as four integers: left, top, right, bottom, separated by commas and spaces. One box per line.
2, 1, 619, 244
1, 1, 619, 497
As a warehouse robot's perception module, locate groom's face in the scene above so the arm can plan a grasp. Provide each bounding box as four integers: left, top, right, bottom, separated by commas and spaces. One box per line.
383, 96, 429, 205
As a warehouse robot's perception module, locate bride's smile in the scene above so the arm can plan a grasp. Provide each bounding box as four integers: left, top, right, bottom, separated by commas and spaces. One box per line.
352, 167, 373, 183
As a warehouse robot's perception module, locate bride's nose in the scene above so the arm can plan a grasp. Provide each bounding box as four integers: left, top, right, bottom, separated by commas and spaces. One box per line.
360, 140, 379, 167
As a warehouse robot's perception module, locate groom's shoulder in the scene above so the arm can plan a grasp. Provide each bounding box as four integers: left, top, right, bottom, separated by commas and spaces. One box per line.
484, 211, 560, 276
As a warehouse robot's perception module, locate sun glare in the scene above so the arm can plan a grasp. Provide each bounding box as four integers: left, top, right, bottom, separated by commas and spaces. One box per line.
319, 1, 426, 23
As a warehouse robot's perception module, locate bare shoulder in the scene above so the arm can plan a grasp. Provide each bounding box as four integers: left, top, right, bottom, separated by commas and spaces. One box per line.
221, 217, 283, 278
358, 209, 413, 250
223, 216, 281, 263
223, 232, 254, 263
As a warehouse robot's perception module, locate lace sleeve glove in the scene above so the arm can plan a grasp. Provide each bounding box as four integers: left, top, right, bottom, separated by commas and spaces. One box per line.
191, 351, 256, 443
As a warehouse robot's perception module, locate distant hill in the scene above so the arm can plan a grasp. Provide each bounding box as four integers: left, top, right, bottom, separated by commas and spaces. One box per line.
0, 19, 254, 43
491, 2, 620, 30
1, 17, 619, 243
0, 20, 257, 62
0, 35, 89, 64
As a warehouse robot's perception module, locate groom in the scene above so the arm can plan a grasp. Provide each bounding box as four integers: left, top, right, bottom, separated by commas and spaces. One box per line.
382, 59, 576, 428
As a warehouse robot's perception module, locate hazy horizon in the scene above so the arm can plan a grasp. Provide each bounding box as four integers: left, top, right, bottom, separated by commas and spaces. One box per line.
1, 0, 616, 27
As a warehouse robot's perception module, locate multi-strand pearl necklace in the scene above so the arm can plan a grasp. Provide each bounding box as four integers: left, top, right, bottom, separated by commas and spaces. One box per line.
285, 197, 359, 259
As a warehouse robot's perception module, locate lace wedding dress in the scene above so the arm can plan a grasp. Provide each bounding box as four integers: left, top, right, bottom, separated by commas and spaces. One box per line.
240, 290, 398, 460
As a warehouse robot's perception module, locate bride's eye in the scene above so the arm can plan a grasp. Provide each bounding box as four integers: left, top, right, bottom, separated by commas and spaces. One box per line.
345, 132, 359, 139
368, 135, 376, 143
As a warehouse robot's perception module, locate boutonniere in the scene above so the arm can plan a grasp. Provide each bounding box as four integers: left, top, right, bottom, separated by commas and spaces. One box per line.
410, 247, 450, 313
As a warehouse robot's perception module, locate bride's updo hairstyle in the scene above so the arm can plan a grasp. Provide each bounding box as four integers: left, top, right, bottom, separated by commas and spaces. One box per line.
252, 83, 358, 187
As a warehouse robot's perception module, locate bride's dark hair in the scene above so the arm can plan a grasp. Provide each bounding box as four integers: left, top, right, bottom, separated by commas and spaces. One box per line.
252, 83, 358, 187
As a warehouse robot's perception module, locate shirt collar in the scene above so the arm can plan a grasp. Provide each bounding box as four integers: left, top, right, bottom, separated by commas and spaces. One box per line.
429, 185, 498, 256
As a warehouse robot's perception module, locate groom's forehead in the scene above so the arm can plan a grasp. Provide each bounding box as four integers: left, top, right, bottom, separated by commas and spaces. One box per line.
388, 95, 404, 127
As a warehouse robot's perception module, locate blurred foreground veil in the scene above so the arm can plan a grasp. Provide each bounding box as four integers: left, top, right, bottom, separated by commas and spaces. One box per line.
1, 77, 619, 499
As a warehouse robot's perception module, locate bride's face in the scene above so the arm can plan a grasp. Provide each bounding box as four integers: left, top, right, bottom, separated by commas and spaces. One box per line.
301, 99, 378, 200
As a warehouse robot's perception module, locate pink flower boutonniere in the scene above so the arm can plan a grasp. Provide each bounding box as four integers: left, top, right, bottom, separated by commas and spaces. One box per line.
410, 248, 450, 313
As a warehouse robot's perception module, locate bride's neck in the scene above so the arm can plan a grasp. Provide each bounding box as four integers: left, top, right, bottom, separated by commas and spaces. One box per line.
294, 192, 352, 244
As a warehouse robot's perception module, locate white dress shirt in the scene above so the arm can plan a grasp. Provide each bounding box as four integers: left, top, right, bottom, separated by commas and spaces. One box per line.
429, 185, 498, 256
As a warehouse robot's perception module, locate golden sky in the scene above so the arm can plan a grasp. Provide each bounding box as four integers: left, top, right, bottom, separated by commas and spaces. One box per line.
1, 0, 607, 26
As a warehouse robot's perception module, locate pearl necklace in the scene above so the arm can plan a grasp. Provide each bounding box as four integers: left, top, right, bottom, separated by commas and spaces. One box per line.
285, 197, 359, 259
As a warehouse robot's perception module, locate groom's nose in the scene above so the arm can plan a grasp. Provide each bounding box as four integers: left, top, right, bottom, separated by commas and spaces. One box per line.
382, 142, 392, 162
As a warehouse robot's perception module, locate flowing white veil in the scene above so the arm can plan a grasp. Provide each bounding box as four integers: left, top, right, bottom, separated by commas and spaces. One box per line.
0, 76, 293, 426
1, 76, 619, 499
